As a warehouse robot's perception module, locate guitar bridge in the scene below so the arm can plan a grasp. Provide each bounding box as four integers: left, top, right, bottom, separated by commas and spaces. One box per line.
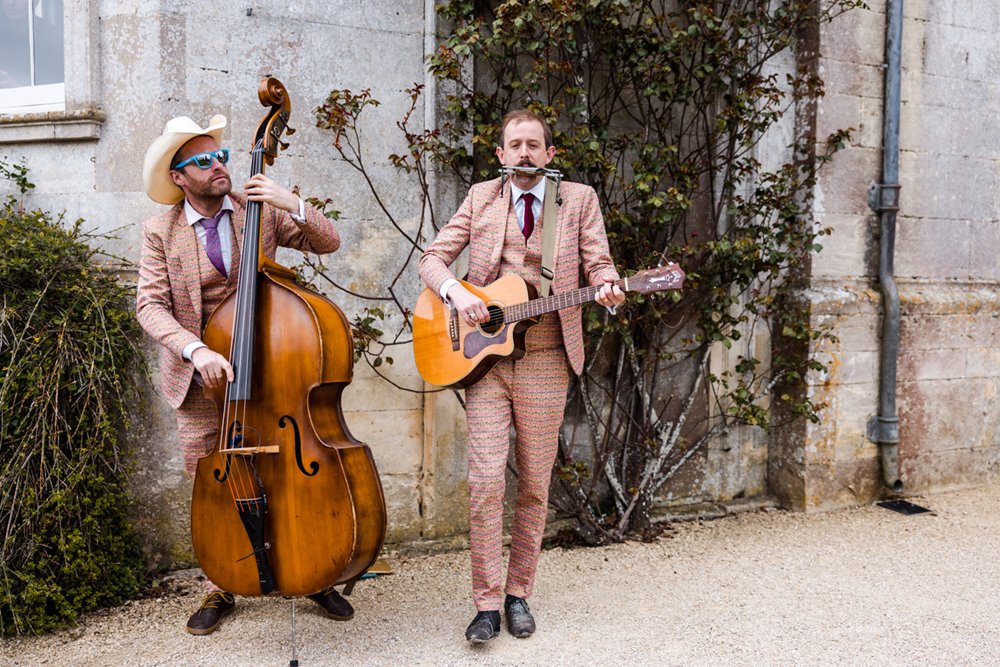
448, 308, 460, 351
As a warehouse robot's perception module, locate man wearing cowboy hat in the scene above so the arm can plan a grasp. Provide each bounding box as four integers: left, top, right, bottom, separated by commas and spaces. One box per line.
136, 114, 355, 634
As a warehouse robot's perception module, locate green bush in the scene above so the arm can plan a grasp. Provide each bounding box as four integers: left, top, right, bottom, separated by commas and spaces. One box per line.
0, 161, 146, 635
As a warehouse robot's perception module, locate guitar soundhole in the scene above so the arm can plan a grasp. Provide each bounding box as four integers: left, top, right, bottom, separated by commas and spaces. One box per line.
481, 305, 504, 334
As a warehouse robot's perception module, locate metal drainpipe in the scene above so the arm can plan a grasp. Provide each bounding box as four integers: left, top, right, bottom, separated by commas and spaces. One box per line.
865, 0, 904, 493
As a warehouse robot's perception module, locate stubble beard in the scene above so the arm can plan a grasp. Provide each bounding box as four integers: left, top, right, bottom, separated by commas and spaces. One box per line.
191, 173, 232, 200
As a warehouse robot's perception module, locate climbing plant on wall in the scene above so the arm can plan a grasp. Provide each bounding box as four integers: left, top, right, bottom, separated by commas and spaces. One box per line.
314, 0, 864, 544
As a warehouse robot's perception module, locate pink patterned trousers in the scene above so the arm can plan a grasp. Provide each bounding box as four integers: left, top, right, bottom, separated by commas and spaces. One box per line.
464, 346, 570, 611
175, 386, 225, 593
176, 384, 219, 479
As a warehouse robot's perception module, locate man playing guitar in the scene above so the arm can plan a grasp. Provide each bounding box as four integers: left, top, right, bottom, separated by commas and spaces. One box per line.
418, 109, 624, 643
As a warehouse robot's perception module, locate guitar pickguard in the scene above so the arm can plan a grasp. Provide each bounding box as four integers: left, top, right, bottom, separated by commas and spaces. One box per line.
463, 325, 509, 359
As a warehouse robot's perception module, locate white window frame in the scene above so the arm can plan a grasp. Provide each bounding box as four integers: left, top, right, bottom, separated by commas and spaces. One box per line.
0, 0, 100, 143
0, 84, 66, 115
0, 0, 66, 114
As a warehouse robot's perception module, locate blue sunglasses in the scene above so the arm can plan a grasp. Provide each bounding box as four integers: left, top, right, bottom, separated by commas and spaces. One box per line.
173, 148, 231, 170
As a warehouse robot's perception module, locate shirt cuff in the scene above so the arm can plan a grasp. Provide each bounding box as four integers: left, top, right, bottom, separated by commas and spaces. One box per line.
439, 278, 459, 304
183, 341, 207, 361
289, 198, 306, 223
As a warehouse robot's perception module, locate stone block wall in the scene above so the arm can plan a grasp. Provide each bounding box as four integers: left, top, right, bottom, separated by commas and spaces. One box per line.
771, 0, 1000, 510
5, 0, 1000, 568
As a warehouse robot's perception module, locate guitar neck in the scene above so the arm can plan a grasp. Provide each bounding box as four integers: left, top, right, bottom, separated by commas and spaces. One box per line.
504, 278, 627, 323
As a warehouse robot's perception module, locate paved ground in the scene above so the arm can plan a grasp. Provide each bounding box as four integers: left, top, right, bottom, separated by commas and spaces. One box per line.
4, 484, 1000, 666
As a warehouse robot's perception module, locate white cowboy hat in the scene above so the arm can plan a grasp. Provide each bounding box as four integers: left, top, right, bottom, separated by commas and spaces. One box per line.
142, 114, 227, 204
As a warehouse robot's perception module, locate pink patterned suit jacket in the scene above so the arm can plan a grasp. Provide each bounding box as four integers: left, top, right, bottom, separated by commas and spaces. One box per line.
136, 193, 339, 408
419, 177, 619, 375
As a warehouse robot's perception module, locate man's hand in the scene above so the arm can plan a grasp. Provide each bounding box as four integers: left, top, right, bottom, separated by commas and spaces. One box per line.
595, 281, 625, 309
447, 283, 490, 326
191, 347, 234, 391
244, 174, 300, 213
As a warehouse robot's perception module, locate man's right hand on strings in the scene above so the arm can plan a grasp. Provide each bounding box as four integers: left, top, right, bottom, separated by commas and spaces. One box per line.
191, 347, 234, 390
447, 284, 489, 326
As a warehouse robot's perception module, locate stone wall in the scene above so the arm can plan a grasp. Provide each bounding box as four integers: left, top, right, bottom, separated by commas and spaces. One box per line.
770, 0, 1000, 510
4, 0, 999, 570
1, 0, 472, 571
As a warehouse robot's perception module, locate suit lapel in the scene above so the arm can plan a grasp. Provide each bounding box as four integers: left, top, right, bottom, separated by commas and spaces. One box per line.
171, 208, 203, 329
483, 184, 511, 282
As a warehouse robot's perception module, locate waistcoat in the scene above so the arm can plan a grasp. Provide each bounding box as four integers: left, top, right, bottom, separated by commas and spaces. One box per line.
499, 202, 563, 351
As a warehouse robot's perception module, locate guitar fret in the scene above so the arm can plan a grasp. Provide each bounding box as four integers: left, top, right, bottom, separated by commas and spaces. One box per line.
504, 280, 627, 323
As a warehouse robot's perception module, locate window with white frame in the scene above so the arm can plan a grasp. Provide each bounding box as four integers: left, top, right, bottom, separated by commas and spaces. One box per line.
0, 0, 64, 114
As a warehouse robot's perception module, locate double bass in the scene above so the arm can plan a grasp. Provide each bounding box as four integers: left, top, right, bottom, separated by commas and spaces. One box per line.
190, 78, 386, 598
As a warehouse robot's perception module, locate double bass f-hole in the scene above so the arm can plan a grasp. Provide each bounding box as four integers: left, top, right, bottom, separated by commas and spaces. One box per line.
213, 416, 317, 480
278, 415, 319, 477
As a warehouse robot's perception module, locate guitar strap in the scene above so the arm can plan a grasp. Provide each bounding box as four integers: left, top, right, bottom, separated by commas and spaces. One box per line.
538, 175, 560, 298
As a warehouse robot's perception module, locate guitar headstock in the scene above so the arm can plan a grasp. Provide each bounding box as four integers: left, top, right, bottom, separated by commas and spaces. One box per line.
624, 263, 685, 294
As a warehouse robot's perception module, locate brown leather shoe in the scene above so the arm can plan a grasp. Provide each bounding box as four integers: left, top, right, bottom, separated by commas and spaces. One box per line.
186, 591, 235, 635
307, 588, 354, 621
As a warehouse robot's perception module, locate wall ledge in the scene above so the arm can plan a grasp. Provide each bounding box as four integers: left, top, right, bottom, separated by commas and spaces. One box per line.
0, 109, 105, 144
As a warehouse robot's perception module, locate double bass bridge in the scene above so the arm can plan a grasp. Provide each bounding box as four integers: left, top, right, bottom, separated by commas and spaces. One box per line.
220, 444, 280, 455
216, 416, 316, 477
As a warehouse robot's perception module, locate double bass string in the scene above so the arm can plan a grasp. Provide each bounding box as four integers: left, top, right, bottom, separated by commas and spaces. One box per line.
235, 139, 266, 511
217, 139, 268, 517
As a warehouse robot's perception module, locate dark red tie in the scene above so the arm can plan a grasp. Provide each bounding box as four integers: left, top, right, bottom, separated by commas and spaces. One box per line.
521, 192, 535, 239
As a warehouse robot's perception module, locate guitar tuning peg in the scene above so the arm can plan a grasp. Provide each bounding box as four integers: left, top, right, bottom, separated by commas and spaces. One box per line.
279, 141, 290, 150
285, 126, 296, 136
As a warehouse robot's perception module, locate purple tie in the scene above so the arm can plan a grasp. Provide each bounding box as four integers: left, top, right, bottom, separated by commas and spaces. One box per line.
200, 210, 228, 277
521, 192, 535, 239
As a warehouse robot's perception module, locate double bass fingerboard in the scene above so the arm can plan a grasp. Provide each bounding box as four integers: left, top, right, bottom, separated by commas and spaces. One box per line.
227, 139, 268, 401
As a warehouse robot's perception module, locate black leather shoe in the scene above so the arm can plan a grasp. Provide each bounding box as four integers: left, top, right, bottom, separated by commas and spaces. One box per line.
186, 591, 235, 635
504, 594, 536, 638
465, 610, 501, 643
307, 588, 355, 621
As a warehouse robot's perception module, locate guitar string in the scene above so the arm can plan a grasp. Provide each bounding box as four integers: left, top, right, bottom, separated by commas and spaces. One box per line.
471, 271, 679, 328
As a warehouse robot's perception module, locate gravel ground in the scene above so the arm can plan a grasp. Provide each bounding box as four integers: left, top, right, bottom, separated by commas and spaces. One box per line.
4, 484, 1000, 666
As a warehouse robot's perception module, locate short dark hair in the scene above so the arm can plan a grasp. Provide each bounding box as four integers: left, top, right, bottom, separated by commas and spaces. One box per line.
498, 110, 553, 149
170, 147, 185, 170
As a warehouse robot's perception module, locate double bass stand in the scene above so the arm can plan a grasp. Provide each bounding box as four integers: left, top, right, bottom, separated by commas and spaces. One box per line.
289, 599, 299, 667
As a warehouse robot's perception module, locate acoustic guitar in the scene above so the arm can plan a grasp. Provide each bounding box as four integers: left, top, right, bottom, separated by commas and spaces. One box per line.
412, 264, 685, 388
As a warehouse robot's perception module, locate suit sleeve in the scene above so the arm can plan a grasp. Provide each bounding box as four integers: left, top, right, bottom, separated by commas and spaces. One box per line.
271, 201, 340, 254
135, 225, 201, 360
578, 187, 620, 286
418, 186, 476, 296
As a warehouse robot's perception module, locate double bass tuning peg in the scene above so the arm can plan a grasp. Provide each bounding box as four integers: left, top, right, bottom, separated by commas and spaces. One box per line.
285, 126, 296, 136
279, 141, 290, 151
